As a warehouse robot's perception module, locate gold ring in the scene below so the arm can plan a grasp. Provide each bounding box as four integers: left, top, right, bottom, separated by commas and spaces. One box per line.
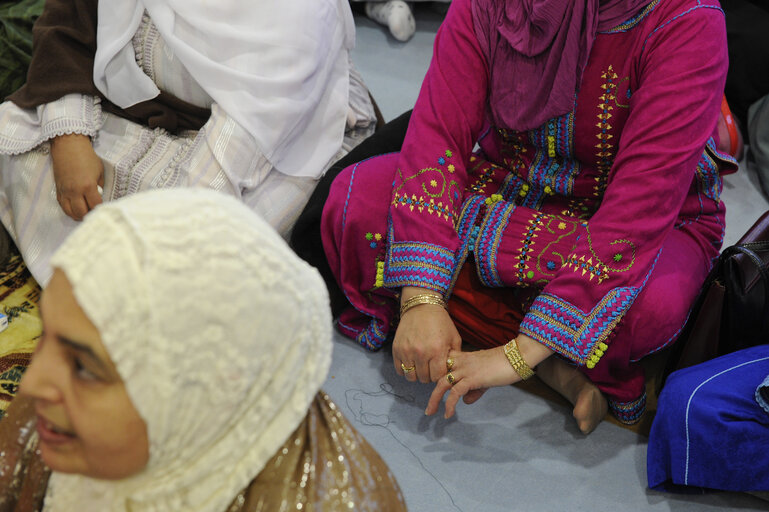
446, 357, 455, 371
446, 372, 456, 385
401, 363, 416, 373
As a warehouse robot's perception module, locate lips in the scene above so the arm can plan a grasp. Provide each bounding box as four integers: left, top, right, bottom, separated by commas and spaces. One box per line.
36, 416, 76, 445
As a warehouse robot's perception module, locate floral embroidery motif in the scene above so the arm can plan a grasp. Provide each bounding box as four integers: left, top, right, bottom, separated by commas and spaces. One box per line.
594, 66, 619, 199
586, 226, 637, 273
564, 226, 637, 284
365, 232, 384, 249
536, 216, 583, 277
392, 150, 461, 224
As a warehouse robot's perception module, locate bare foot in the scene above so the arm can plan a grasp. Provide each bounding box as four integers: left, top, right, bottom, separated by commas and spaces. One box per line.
536, 357, 608, 434
571, 380, 608, 434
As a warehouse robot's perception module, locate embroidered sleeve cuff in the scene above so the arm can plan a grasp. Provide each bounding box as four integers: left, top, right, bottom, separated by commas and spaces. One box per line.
519, 287, 640, 367
39, 94, 101, 143
383, 241, 455, 295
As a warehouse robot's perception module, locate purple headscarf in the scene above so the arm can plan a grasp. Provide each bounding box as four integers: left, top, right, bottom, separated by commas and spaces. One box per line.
473, 0, 653, 131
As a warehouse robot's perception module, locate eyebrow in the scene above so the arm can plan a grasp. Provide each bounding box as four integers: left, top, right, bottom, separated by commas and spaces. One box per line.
39, 297, 111, 377
57, 336, 111, 375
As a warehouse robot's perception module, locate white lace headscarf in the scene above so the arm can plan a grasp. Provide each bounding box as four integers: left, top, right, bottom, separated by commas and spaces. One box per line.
44, 188, 332, 512
93, 0, 355, 178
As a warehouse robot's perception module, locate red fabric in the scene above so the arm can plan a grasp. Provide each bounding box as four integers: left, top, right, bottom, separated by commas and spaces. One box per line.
447, 263, 525, 350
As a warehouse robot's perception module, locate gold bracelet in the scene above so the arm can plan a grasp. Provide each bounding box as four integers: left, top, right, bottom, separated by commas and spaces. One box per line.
399, 293, 447, 317
503, 338, 535, 380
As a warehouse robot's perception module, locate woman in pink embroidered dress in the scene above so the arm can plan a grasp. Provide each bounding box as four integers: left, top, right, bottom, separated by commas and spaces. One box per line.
320, 0, 736, 433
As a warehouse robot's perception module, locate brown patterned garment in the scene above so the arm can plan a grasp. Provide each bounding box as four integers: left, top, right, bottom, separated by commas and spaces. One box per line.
0, 393, 406, 512
0, 250, 40, 418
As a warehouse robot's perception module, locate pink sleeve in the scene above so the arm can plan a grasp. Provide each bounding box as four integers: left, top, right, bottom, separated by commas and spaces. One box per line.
518, 5, 730, 366
383, 0, 489, 295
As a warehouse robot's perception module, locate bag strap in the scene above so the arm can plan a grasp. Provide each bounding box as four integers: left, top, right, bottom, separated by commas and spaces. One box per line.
720, 241, 769, 336
722, 241, 769, 278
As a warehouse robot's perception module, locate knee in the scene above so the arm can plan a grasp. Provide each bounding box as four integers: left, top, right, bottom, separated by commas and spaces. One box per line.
624, 263, 710, 360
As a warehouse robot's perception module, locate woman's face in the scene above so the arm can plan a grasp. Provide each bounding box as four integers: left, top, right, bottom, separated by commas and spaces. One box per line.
19, 270, 149, 479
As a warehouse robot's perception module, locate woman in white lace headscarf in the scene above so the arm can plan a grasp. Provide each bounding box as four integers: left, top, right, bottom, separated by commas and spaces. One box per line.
0, 188, 404, 511
0, 0, 376, 285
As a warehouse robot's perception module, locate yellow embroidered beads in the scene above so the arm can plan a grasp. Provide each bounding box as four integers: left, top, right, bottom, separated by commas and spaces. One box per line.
484, 193, 504, 206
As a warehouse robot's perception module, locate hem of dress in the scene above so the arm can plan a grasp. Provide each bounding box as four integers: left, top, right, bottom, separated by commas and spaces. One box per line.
608, 392, 647, 424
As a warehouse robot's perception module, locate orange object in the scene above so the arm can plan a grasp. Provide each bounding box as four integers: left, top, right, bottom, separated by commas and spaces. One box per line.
719, 95, 742, 167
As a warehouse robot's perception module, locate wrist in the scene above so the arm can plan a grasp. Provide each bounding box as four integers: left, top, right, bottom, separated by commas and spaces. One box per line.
399, 291, 447, 318
51, 133, 90, 147
400, 286, 443, 304
515, 334, 553, 369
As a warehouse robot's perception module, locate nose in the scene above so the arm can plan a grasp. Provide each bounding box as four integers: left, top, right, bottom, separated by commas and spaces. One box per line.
19, 336, 64, 403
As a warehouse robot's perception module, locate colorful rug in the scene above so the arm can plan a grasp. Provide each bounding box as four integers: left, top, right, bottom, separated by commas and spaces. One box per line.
0, 247, 41, 418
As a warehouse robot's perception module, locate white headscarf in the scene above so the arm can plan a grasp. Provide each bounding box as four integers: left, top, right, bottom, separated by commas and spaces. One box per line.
93, 0, 355, 178
44, 189, 332, 511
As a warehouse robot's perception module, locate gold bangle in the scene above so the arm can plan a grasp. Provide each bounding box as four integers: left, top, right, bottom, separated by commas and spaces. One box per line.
503, 338, 535, 380
399, 293, 447, 317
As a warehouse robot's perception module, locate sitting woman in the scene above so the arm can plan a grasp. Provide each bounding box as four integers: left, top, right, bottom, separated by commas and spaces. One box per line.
0, 189, 405, 511
0, 0, 375, 284
317, 0, 737, 433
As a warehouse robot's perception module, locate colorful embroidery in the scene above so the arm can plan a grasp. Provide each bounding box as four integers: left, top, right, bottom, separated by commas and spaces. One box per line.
454, 194, 487, 269
600, 0, 661, 33
695, 137, 734, 203
384, 241, 455, 294
565, 254, 610, 284
522, 112, 581, 208
514, 212, 545, 285
337, 317, 388, 351
594, 66, 619, 199
536, 216, 583, 277
608, 393, 647, 425
615, 77, 632, 109
497, 130, 530, 200
586, 226, 637, 273
499, 172, 530, 205
475, 201, 518, 287
392, 150, 461, 224
365, 232, 384, 250
391, 193, 455, 222
519, 286, 640, 366
468, 158, 501, 195
374, 261, 385, 288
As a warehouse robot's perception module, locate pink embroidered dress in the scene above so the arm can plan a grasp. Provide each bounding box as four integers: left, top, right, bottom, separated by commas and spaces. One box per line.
322, 0, 736, 423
